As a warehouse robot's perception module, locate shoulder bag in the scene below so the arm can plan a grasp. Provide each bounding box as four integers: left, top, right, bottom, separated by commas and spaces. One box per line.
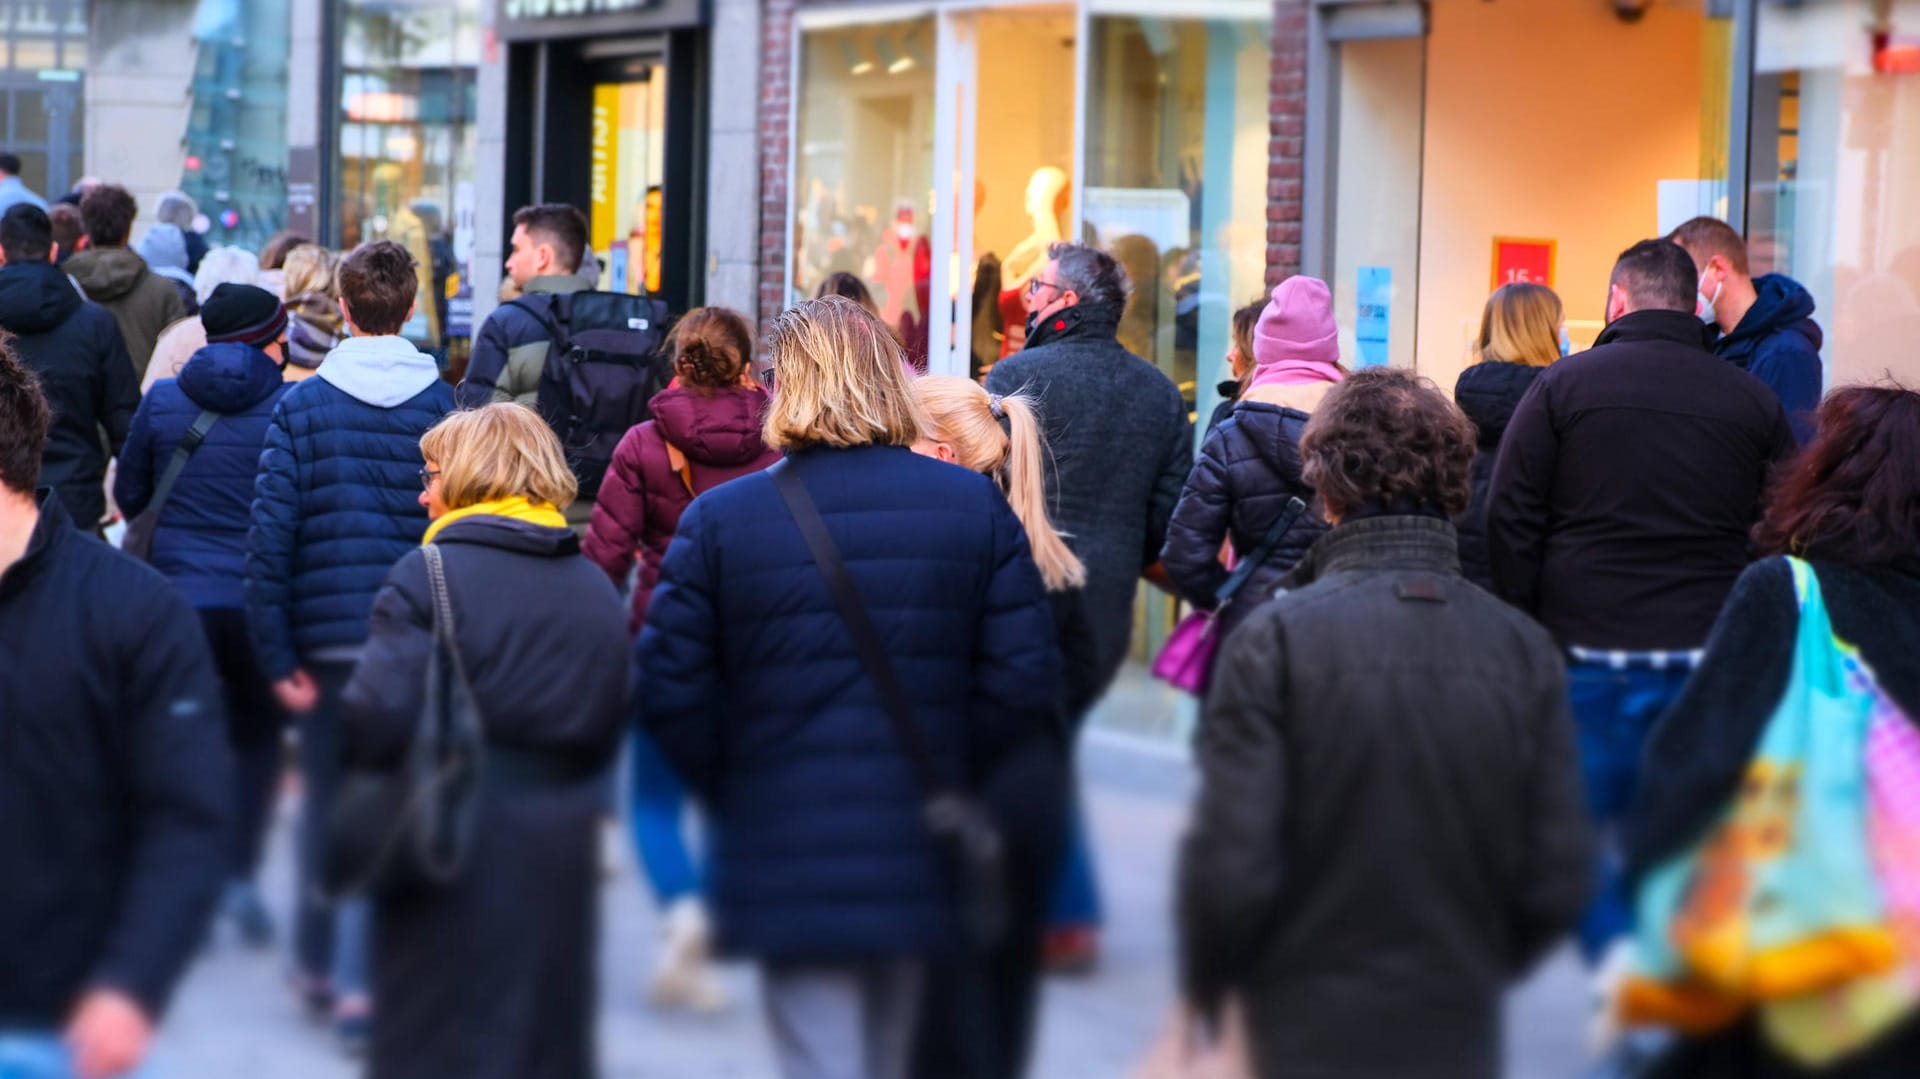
121, 409, 219, 561
1152, 496, 1309, 696
322, 543, 487, 899
771, 463, 1009, 947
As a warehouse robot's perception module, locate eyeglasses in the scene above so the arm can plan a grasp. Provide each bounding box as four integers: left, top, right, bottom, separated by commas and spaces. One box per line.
1027, 277, 1067, 298
418, 467, 440, 489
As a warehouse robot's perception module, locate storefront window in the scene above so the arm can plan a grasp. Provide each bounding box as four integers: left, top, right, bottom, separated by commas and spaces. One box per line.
790, 17, 936, 331
181, 0, 290, 252
1750, 0, 1920, 389
591, 63, 667, 296
338, 0, 481, 352
0, 0, 85, 197
1085, 14, 1272, 421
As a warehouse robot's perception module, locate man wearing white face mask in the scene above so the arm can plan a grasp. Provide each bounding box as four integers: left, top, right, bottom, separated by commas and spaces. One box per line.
1669, 216, 1824, 443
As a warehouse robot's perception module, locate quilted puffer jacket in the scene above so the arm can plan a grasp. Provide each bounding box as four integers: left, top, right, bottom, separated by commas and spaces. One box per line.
245, 335, 455, 679
115, 342, 289, 608
1161, 396, 1331, 639
634, 446, 1061, 960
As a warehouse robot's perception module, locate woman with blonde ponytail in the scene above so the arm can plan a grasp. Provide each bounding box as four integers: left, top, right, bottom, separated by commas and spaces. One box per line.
909, 374, 1095, 1079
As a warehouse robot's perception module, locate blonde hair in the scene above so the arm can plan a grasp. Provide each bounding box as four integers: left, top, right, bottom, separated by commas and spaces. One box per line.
1474, 282, 1563, 368
913, 376, 1085, 593
764, 295, 924, 451
420, 404, 578, 511
281, 245, 339, 300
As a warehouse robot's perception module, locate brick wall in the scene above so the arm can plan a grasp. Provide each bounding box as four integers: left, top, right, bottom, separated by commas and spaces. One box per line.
754, 0, 1313, 330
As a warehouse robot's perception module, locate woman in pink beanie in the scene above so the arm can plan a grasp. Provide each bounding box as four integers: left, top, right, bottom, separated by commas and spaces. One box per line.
1160, 276, 1344, 637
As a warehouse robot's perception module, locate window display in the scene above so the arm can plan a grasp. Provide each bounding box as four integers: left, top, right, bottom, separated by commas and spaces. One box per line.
591, 66, 667, 296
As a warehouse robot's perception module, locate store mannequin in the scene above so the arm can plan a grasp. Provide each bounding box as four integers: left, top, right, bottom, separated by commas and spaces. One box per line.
870, 201, 918, 325
998, 167, 1068, 357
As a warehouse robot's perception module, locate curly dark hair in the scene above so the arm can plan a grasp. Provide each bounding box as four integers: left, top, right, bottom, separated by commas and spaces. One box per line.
1753, 384, 1920, 567
79, 183, 138, 248
671, 306, 755, 390
0, 345, 50, 494
1299, 368, 1477, 520
337, 240, 419, 336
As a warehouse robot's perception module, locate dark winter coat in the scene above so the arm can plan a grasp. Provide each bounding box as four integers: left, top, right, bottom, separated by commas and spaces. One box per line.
984, 300, 1192, 702
636, 447, 1061, 960
343, 516, 628, 1079
246, 364, 456, 680
455, 275, 589, 410
115, 343, 289, 609
1488, 309, 1797, 650
1180, 515, 1593, 1079
1712, 274, 1824, 444
1453, 360, 1546, 592
65, 246, 188, 383
582, 384, 780, 631
1161, 400, 1331, 638
1628, 556, 1920, 1078
0, 259, 136, 527
0, 493, 230, 1027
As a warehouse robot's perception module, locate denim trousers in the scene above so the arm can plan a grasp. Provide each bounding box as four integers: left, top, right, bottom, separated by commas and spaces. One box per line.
293, 661, 371, 999
1567, 658, 1695, 963
625, 729, 702, 906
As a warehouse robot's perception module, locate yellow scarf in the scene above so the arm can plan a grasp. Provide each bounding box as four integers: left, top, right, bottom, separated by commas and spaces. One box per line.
422, 496, 568, 545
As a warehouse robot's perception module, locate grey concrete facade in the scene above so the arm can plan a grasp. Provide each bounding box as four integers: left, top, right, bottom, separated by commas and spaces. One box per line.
85, 0, 196, 234
704, 0, 763, 314
470, 6, 510, 329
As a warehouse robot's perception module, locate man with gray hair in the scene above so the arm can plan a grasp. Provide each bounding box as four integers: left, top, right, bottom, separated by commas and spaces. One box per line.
985, 240, 1192, 967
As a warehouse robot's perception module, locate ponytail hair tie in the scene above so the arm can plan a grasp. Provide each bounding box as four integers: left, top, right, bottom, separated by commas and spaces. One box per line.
988, 393, 1007, 421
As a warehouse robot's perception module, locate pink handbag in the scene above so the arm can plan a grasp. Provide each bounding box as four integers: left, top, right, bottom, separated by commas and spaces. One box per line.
1152, 497, 1307, 696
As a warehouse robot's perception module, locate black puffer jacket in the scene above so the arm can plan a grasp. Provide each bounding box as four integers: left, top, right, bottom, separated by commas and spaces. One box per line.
1161, 401, 1329, 638
1453, 361, 1544, 591
1181, 515, 1593, 1079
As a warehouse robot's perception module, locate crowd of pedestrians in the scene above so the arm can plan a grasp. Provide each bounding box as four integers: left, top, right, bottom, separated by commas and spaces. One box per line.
0, 170, 1915, 1079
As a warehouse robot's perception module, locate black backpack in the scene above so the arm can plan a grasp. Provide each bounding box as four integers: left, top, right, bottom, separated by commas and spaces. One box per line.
512, 291, 674, 499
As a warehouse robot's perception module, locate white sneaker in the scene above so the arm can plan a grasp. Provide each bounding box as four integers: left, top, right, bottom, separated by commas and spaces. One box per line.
647, 896, 729, 1013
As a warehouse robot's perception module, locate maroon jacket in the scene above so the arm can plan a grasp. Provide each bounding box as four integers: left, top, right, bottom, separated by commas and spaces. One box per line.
583, 385, 781, 631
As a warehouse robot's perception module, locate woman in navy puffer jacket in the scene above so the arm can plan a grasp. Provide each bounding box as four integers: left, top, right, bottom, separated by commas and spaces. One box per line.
635, 296, 1061, 1079
114, 283, 292, 947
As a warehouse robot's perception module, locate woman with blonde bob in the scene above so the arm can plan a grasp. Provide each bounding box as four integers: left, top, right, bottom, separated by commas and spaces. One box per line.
909, 375, 1098, 1079
1454, 281, 1565, 589
342, 403, 629, 1079
637, 295, 1063, 1079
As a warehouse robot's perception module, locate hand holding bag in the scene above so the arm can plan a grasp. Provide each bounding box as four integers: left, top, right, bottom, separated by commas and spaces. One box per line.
1153, 497, 1308, 696
322, 543, 487, 899
772, 462, 1009, 947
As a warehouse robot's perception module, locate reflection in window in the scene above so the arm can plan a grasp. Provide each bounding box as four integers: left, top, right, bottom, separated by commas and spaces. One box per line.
339, 0, 481, 352
181, 0, 291, 253
591, 63, 667, 297
1751, 0, 1920, 389
1085, 15, 1271, 421
0, 0, 84, 196
791, 18, 936, 343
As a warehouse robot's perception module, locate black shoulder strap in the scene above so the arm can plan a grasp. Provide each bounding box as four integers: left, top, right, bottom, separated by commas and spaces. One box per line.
771, 462, 948, 797
1213, 496, 1308, 608
508, 293, 570, 352
145, 409, 220, 522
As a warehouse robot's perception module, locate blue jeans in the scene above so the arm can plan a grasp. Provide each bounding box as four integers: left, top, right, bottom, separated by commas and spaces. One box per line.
626, 730, 701, 906
293, 662, 371, 1000
1047, 794, 1102, 929
0, 1034, 148, 1079
1567, 659, 1694, 963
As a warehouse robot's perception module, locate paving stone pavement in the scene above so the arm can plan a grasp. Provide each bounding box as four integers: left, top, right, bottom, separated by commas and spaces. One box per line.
147, 731, 1591, 1078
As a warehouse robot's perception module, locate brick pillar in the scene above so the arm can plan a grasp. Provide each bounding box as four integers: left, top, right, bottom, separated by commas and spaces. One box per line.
1267, 0, 1308, 286
756, 0, 797, 347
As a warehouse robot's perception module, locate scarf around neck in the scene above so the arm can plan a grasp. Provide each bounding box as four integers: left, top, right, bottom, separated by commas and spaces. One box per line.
422, 496, 568, 545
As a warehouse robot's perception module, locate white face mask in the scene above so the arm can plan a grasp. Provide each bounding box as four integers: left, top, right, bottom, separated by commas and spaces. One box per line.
1697, 275, 1723, 326
895, 222, 914, 241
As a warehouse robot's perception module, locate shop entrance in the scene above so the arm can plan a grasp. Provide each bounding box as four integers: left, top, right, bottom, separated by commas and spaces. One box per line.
1309, 0, 1738, 392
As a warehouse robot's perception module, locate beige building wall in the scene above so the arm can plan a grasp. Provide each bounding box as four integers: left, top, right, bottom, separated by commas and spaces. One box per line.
85, 0, 197, 243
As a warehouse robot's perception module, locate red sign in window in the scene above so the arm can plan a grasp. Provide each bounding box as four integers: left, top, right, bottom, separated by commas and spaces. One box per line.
1491, 237, 1557, 290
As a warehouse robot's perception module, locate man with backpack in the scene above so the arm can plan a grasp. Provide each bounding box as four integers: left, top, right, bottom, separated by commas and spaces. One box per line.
459, 203, 670, 519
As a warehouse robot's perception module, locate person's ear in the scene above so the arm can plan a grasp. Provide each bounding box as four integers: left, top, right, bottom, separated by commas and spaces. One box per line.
935, 441, 958, 464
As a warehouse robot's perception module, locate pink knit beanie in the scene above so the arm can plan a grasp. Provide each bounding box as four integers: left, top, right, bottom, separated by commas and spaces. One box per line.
1253, 276, 1340, 370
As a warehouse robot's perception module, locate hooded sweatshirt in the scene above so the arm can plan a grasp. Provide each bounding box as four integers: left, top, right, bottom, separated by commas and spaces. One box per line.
0, 259, 136, 526
135, 223, 199, 315
583, 384, 781, 630
1712, 273, 1824, 444
246, 333, 454, 678
65, 246, 188, 381
114, 342, 290, 607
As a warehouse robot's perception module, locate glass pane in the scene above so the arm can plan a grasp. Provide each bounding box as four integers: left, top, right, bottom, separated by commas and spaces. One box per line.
1750, 0, 1920, 389
1329, 35, 1424, 373
1085, 15, 1272, 421
16, 88, 47, 144
591, 63, 668, 296
791, 17, 937, 325
338, 0, 482, 351
181, 0, 292, 253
